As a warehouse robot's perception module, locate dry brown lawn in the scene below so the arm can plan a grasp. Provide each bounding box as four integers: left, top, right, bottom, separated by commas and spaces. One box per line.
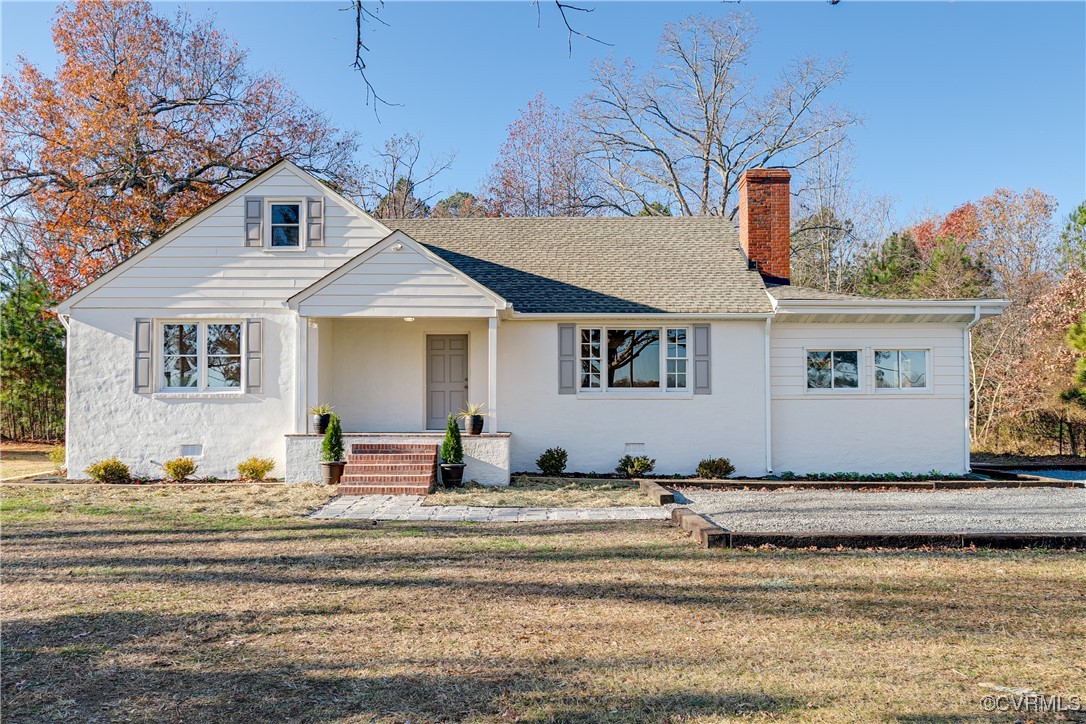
425, 476, 648, 508
0, 443, 59, 481
2, 485, 1084, 723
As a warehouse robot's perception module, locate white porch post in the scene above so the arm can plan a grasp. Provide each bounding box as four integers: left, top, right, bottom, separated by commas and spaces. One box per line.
295, 314, 309, 434
487, 316, 498, 434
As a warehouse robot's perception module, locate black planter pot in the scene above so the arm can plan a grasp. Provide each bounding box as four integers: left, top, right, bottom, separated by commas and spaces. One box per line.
312, 413, 331, 435
465, 415, 484, 436
320, 461, 345, 486
440, 463, 466, 488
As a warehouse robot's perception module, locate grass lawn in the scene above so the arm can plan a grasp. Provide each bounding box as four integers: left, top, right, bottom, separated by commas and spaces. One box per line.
0, 443, 59, 481
2, 486, 1084, 722
425, 476, 648, 508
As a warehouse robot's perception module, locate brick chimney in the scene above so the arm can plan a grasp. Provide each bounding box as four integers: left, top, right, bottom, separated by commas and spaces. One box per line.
737, 168, 791, 284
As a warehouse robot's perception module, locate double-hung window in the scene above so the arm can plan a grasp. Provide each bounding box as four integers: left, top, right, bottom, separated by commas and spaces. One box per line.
806, 350, 859, 390
161, 322, 243, 392
268, 201, 302, 248
578, 326, 689, 393
875, 349, 928, 389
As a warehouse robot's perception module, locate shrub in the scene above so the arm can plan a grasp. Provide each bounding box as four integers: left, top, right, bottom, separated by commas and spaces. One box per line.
84, 457, 129, 484
615, 454, 655, 478
237, 457, 276, 480
441, 414, 463, 464
536, 447, 568, 476
779, 471, 797, 480
321, 414, 344, 462
162, 457, 198, 482
48, 445, 66, 472
696, 457, 735, 479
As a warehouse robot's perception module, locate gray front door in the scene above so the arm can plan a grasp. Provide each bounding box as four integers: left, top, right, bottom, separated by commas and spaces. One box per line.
427, 335, 468, 430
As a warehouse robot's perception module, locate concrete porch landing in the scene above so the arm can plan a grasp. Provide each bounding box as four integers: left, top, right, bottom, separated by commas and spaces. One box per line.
309, 495, 670, 522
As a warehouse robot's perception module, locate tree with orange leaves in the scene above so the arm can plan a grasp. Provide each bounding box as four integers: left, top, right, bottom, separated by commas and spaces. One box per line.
1, 1, 361, 299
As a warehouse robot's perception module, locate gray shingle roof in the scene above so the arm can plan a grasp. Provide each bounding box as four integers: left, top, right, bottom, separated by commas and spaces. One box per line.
385, 217, 773, 315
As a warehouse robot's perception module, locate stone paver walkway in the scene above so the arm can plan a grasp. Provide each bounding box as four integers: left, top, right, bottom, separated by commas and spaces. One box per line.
310, 495, 669, 522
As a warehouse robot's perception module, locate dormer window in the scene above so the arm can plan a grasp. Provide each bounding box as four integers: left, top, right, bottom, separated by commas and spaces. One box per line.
269, 202, 302, 248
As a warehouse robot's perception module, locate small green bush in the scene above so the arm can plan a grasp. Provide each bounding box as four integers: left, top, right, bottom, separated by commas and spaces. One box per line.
441, 414, 464, 464
696, 457, 735, 479
84, 458, 130, 484
536, 447, 568, 476
237, 457, 276, 480
615, 454, 655, 478
321, 414, 344, 462
162, 457, 198, 482
48, 445, 66, 472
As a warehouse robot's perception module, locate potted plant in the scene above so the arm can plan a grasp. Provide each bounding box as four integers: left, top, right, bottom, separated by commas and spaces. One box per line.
319, 413, 345, 486
458, 402, 487, 436
309, 403, 334, 435
439, 414, 466, 487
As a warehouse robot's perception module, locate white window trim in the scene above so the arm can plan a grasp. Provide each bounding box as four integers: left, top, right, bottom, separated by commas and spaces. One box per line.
264, 198, 306, 252
873, 348, 933, 394
157, 320, 245, 394
576, 325, 692, 397
803, 347, 863, 394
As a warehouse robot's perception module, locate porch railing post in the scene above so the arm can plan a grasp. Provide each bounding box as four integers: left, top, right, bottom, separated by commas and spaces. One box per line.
488, 316, 498, 434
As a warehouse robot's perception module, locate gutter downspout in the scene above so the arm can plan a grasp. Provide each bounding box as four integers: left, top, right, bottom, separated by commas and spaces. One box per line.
764, 316, 773, 475
963, 305, 982, 474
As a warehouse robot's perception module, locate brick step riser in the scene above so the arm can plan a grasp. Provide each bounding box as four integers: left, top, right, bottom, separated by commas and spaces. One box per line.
341, 475, 436, 485
345, 463, 435, 474
347, 454, 437, 464
337, 485, 434, 496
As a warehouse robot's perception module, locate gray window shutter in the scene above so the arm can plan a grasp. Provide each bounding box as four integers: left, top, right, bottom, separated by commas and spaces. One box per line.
558, 323, 576, 394
244, 197, 263, 247
693, 323, 711, 395
246, 319, 263, 394
306, 197, 324, 246
134, 318, 152, 394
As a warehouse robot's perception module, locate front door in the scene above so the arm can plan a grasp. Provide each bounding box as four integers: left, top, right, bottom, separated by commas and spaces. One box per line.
427, 335, 468, 430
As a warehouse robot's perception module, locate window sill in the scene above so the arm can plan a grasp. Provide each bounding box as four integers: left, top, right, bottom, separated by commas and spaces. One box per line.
151, 391, 249, 400
575, 391, 694, 400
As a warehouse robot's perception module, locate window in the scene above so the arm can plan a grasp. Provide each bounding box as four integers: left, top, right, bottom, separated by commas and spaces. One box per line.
578, 326, 689, 392
666, 328, 688, 389
806, 350, 859, 390
580, 329, 601, 389
161, 322, 243, 391
269, 202, 301, 248
875, 349, 928, 389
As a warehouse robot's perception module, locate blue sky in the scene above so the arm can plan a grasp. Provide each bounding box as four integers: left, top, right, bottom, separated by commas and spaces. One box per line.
3, 1, 1084, 226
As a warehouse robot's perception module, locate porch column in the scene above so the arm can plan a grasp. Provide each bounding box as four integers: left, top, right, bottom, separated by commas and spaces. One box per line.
295, 314, 309, 434
488, 316, 498, 434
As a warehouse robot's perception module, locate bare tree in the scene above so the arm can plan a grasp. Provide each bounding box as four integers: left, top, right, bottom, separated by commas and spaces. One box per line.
580, 13, 857, 218
790, 132, 893, 292
359, 133, 454, 219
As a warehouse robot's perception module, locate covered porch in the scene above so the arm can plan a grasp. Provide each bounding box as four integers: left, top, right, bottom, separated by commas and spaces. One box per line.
283, 230, 512, 486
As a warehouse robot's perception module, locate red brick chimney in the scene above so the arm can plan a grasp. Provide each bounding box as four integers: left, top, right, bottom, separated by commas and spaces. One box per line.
737, 168, 791, 284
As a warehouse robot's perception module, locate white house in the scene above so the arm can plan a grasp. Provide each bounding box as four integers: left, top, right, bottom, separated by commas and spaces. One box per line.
55, 161, 1007, 489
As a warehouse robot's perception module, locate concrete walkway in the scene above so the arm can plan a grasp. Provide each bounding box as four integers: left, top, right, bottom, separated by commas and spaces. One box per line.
310, 495, 670, 522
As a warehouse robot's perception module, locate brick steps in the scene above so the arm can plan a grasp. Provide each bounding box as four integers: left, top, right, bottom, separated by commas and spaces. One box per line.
338, 442, 439, 496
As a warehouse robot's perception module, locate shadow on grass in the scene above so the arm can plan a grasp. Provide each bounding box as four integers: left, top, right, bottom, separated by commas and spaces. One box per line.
2, 611, 800, 722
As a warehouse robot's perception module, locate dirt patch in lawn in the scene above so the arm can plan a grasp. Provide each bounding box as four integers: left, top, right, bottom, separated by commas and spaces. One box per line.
424, 476, 648, 508
2, 486, 1083, 722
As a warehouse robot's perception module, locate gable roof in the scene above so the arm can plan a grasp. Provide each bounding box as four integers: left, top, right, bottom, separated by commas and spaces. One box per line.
384, 217, 773, 315
55, 159, 389, 313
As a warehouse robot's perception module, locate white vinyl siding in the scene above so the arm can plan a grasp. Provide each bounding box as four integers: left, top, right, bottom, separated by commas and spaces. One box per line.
68, 166, 390, 310
294, 243, 498, 318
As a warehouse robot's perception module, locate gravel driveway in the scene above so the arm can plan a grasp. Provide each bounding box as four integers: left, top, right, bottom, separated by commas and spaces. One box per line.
678, 487, 1086, 534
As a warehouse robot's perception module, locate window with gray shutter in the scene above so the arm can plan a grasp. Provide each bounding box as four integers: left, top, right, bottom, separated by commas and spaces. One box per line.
134, 318, 152, 393
693, 323, 711, 394
557, 323, 576, 394
245, 319, 263, 394
244, 197, 263, 246
306, 197, 324, 246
